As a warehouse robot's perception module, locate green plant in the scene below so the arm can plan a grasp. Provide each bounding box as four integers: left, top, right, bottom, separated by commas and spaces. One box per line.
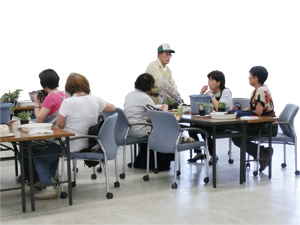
1, 89, 23, 103
10, 107, 15, 114
196, 102, 209, 110
218, 101, 226, 108
17, 111, 32, 121
163, 97, 175, 106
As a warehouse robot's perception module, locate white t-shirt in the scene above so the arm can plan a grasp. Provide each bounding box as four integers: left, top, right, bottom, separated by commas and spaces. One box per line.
59, 95, 106, 152
214, 88, 233, 111
124, 89, 155, 137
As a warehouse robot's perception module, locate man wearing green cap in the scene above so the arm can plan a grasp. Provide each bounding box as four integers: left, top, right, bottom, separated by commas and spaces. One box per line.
145, 44, 181, 104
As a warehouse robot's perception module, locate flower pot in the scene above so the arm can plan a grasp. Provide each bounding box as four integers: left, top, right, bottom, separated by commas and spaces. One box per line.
218, 108, 225, 112
168, 105, 173, 110
199, 110, 206, 116
20, 120, 29, 125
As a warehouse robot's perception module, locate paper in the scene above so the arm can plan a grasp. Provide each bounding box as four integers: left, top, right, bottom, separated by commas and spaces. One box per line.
240, 116, 259, 120
28, 130, 54, 134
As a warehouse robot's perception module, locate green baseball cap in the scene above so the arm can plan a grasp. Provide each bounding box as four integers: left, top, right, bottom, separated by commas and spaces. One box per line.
157, 44, 175, 53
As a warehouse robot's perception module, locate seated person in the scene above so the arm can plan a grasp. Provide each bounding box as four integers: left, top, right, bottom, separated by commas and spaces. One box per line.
188, 70, 233, 164
22, 69, 68, 199
56, 73, 116, 153
232, 66, 277, 172
124, 73, 173, 171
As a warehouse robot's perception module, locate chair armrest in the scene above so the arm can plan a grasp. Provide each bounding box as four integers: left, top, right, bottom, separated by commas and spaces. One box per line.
69, 135, 98, 141
129, 122, 152, 128
182, 127, 209, 139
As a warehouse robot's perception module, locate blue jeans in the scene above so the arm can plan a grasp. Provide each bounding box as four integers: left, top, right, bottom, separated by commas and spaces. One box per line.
33, 143, 62, 187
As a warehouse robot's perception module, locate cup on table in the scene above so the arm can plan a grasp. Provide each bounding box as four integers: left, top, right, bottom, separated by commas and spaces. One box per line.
177, 106, 183, 115
162, 104, 168, 111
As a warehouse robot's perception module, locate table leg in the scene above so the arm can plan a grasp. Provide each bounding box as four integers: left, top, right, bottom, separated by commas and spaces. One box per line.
268, 122, 272, 179
19, 142, 26, 213
241, 122, 247, 183
65, 137, 73, 205
212, 127, 217, 188
27, 141, 35, 211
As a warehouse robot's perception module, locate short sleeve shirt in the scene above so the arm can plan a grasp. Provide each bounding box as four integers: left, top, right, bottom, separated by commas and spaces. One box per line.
250, 85, 275, 116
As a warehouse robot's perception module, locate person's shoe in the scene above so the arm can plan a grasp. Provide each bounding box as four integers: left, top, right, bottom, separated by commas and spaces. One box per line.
34, 186, 57, 199
188, 154, 206, 163
209, 156, 219, 166
33, 181, 42, 190
259, 147, 273, 173
15, 175, 28, 183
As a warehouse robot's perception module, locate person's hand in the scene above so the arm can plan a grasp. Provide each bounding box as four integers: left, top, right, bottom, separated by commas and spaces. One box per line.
231, 106, 238, 110
200, 85, 208, 94
205, 91, 214, 96
34, 93, 41, 106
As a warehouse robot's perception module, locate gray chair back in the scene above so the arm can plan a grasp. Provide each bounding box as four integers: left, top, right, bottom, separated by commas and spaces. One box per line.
103, 108, 130, 146
232, 98, 250, 110
278, 104, 299, 137
147, 110, 181, 154
98, 113, 119, 160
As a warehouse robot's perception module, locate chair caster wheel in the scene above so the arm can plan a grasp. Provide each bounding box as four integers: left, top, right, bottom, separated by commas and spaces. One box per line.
153, 168, 159, 174
246, 162, 251, 168
96, 167, 102, 173
71, 181, 76, 187
119, 173, 126, 179
143, 175, 149, 181
281, 163, 287, 168
114, 181, 120, 188
127, 162, 133, 168
253, 170, 258, 176
60, 192, 68, 199
295, 170, 300, 176
73, 168, 79, 173
228, 159, 234, 164
203, 177, 209, 184
177, 170, 181, 176
91, 174, 97, 180
106, 192, 113, 199
171, 182, 178, 189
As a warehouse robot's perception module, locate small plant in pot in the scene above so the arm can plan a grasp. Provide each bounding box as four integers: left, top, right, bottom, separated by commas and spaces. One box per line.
1, 89, 23, 106
18, 111, 32, 125
197, 102, 209, 116
218, 101, 226, 112
163, 97, 175, 110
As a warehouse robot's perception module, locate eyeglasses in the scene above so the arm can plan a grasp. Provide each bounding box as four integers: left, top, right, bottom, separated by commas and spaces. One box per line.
163, 52, 172, 58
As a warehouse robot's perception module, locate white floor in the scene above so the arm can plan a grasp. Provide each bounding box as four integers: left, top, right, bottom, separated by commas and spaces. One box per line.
1, 139, 299, 224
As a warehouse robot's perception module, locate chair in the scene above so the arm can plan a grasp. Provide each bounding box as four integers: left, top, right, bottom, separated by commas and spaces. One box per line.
228, 98, 250, 164
103, 108, 152, 179
254, 104, 299, 175
60, 113, 119, 199
143, 110, 210, 189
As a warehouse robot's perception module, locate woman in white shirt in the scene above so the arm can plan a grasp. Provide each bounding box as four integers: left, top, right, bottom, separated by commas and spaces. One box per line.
188, 70, 233, 164
56, 73, 116, 152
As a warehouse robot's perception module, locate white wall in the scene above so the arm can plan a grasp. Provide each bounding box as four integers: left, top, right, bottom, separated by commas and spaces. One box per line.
1, 0, 299, 133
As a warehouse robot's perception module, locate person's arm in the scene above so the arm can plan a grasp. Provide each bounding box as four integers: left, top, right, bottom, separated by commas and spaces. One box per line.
56, 113, 66, 129
253, 102, 264, 116
33, 93, 51, 122
103, 103, 116, 113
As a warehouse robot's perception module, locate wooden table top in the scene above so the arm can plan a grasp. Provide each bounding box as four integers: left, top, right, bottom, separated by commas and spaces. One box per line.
0, 122, 75, 143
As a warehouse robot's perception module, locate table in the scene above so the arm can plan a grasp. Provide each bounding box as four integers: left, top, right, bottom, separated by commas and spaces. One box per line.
180, 114, 279, 188
0, 122, 75, 212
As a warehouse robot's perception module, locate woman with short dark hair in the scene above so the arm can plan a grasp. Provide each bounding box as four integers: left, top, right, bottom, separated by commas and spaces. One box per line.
124, 73, 155, 137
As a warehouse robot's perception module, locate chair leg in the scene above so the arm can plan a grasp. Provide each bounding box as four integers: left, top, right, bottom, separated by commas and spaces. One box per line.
228, 138, 234, 164
114, 157, 120, 188
171, 149, 178, 189
204, 141, 210, 184
142, 145, 150, 181
103, 157, 113, 199
295, 140, 299, 175
282, 143, 287, 168
153, 151, 158, 174
119, 145, 126, 179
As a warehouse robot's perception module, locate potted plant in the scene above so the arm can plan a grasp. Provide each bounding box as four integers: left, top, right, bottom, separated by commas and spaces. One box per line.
10, 107, 15, 120
1, 89, 23, 106
196, 102, 209, 116
218, 101, 226, 112
163, 97, 175, 110
18, 111, 32, 124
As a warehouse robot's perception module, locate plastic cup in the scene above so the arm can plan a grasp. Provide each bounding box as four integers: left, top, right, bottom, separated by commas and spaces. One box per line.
177, 106, 183, 115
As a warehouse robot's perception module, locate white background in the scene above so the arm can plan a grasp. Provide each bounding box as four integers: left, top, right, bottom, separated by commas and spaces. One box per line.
1, 0, 299, 133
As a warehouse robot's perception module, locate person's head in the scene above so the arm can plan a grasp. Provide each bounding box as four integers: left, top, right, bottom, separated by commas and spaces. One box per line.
249, 66, 268, 85
157, 44, 175, 67
134, 73, 155, 92
65, 73, 91, 96
39, 69, 60, 89
207, 70, 226, 91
